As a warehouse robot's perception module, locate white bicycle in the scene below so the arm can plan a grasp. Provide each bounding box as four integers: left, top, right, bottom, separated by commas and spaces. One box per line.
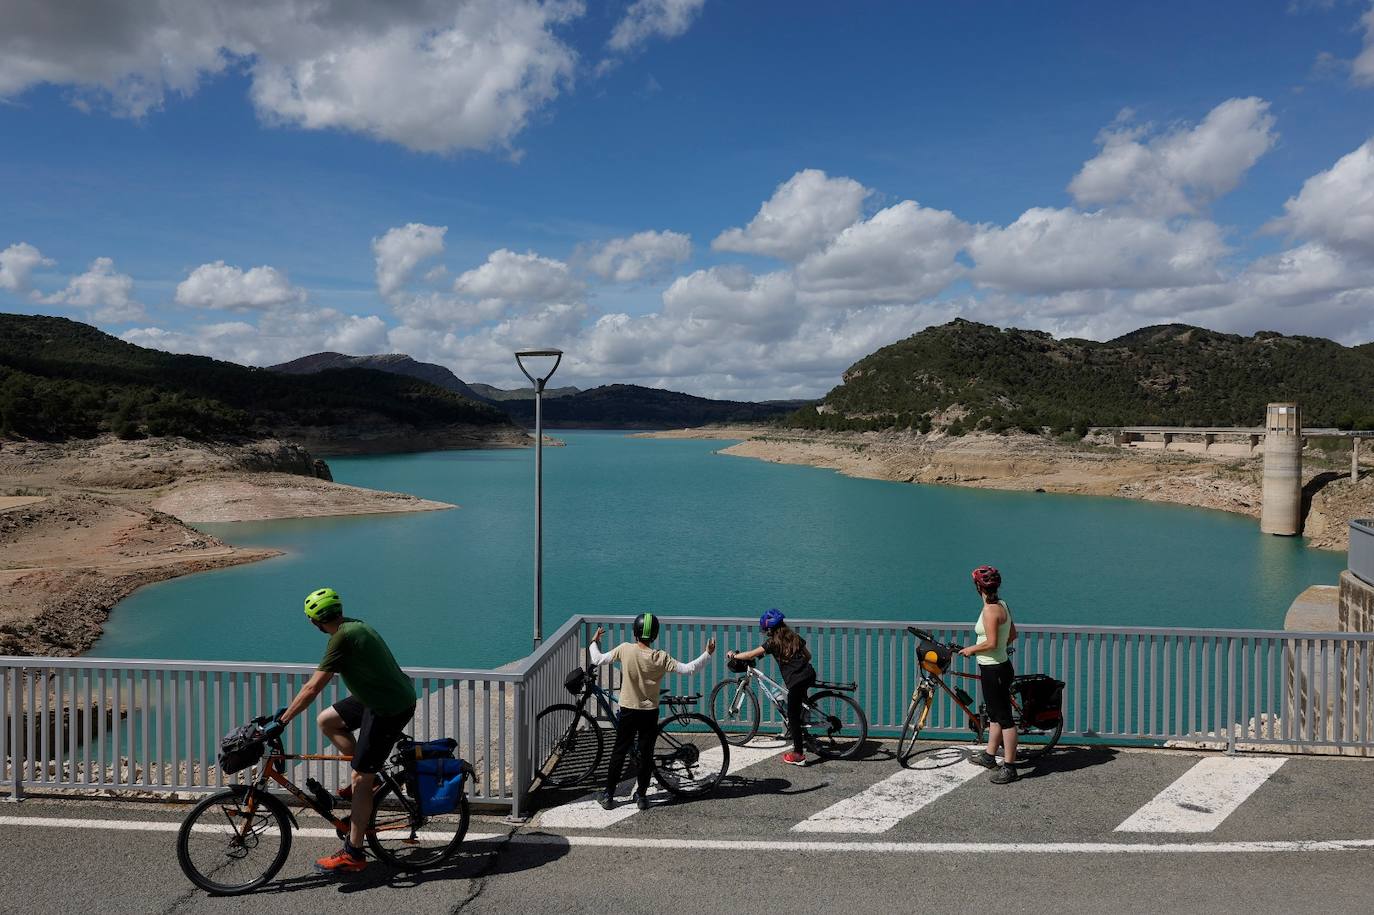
708, 657, 868, 759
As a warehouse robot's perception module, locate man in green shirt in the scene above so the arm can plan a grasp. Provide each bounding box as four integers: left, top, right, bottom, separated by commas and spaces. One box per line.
274, 587, 416, 874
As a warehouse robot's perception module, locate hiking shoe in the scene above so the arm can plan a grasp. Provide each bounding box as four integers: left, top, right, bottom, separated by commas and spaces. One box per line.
782, 751, 807, 767
314, 846, 367, 874
969, 750, 998, 769
990, 765, 1019, 785
633, 792, 649, 811
596, 791, 615, 810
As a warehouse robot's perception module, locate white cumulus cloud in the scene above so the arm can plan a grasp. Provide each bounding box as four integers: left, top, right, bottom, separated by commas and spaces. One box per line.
0, 0, 583, 154
1354, 3, 1374, 86
373, 223, 448, 299
1267, 140, 1374, 259
0, 242, 54, 293
453, 249, 582, 307
42, 256, 144, 322
713, 169, 869, 261
175, 261, 307, 311
969, 208, 1229, 294
1068, 98, 1277, 217
583, 230, 691, 282
608, 0, 706, 52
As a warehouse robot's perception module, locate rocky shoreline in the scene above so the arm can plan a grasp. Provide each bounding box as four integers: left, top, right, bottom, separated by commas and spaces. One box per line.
0, 434, 492, 656
638, 426, 1371, 553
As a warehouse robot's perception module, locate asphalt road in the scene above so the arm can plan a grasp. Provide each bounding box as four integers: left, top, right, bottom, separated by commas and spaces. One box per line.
2, 741, 1371, 915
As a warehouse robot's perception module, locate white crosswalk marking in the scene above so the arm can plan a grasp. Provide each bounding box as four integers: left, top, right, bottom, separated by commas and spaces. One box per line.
537, 739, 781, 829
1116, 756, 1287, 833
793, 748, 985, 834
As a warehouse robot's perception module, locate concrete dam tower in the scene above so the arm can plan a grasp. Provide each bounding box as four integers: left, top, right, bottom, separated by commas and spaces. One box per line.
1260, 402, 1302, 536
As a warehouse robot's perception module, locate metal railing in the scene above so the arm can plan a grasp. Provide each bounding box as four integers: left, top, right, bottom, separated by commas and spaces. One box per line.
6, 615, 1374, 808
1351, 520, 1374, 587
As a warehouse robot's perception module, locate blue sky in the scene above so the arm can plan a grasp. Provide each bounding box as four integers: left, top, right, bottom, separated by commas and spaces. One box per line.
3, 0, 1374, 398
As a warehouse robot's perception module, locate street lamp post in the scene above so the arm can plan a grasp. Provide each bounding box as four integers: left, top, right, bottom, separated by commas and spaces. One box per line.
515, 348, 563, 649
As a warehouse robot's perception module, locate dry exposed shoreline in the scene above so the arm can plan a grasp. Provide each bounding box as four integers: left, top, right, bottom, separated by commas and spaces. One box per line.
636, 425, 1371, 553
0, 436, 468, 656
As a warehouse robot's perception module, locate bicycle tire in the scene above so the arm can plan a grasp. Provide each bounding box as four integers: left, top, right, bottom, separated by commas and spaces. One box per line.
176, 786, 292, 895
804, 691, 868, 760
802, 686, 868, 758
708, 678, 760, 746
651, 711, 730, 797
896, 689, 934, 763
533, 703, 604, 789
1015, 715, 1063, 761
367, 779, 469, 870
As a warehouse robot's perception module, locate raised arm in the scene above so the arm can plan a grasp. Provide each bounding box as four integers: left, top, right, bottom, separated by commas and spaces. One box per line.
588, 626, 613, 667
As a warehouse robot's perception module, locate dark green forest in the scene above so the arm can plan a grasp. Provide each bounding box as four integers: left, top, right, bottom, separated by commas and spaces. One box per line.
0, 314, 508, 441
786, 320, 1374, 435
499, 383, 807, 427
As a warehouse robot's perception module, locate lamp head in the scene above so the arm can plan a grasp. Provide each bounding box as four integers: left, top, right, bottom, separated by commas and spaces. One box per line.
514, 348, 563, 389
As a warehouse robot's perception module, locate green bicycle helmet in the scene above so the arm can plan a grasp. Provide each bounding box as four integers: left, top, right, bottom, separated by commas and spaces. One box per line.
303, 587, 343, 622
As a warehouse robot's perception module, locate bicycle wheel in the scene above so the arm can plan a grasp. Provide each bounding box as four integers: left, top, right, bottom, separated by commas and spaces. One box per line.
804, 691, 868, 761
708, 678, 760, 746
651, 712, 730, 797
533, 703, 604, 789
176, 787, 292, 895
367, 778, 469, 870
1015, 715, 1064, 761
896, 688, 934, 763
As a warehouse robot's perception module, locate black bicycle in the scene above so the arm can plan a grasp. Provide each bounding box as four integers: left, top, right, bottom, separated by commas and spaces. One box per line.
897, 627, 1064, 765
533, 666, 730, 795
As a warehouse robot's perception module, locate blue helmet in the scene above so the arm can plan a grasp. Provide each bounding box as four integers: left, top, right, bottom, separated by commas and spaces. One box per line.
759, 608, 785, 632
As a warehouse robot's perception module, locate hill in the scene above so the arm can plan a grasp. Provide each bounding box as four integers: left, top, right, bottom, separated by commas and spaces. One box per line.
791, 319, 1374, 434
466, 382, 581, 401
499, 383, 810, 428
0, 314, 514, 450
270, 351, 490, 403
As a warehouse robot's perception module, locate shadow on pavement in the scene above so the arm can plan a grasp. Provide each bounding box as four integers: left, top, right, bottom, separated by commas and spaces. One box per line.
1017, 745, 1118, 779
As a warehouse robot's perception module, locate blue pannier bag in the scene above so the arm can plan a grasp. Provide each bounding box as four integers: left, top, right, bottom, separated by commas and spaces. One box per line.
415, 756, 468, 815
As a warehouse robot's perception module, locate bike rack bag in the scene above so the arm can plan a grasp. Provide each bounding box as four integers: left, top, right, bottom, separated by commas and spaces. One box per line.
1012, 674, 1065, 727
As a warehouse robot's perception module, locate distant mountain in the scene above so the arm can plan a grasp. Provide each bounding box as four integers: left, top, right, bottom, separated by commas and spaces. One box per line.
466, 382, 581, 402
0, 314, 515, 451
499, 383, 812, 428
789, 319, 1374, 434
270, 352, 489, 403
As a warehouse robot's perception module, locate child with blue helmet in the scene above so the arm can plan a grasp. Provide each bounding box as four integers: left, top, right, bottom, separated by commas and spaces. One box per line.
727, 609, 816, 766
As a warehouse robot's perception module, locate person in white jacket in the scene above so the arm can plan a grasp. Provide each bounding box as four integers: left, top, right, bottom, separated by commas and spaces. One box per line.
588, 613, 715, 810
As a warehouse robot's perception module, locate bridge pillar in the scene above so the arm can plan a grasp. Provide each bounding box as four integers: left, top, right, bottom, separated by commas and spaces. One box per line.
1161, 432, 1173, 451
1203, 433, 1214, 453
1260, 403, 1302, 536
1355, 436, 1362, 483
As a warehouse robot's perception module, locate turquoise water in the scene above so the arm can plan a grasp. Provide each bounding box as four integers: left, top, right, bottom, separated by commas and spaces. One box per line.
90, 431, 1346, 669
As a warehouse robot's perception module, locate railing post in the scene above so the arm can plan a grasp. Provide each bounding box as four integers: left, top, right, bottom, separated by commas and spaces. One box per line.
506, 679, 528, 823
1225, 638, 1238, 756
7, 666, 23, 801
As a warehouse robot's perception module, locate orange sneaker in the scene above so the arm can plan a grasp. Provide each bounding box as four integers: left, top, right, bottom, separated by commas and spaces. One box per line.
314, 846, 367, 874
782, 751, 807, 767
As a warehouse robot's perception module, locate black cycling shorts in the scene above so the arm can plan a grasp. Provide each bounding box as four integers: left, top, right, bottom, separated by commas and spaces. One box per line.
979, 660, 1016, 729
332, 696, 415, 774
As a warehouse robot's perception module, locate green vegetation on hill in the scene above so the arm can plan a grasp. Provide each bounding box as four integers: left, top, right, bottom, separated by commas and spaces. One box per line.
789, 320, 1374, 434
500, 383, 808, 428
0, 314, 509, 441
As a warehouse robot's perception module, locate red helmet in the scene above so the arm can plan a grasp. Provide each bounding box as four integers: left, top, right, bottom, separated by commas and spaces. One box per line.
971, 566, 1001, 590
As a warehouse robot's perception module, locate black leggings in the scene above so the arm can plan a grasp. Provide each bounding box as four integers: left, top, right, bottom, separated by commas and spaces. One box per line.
785, 674, 816, 753
606, 707, 658, 796
979, 661, 1016, 729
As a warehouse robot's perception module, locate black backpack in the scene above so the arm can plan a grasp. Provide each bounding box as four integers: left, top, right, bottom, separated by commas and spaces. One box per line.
218, 724, 264, 775
1013, 674, 1065, 727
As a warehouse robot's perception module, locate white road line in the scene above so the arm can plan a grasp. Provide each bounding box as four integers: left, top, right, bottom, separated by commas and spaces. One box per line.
535, 739, 782, 830
1116, 756, 1287, 833
793, 748, 985, 834
4, 816, 1371, 854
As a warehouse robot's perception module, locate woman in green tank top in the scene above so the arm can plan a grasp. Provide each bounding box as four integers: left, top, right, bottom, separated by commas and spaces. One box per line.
959, 566, 1020, 783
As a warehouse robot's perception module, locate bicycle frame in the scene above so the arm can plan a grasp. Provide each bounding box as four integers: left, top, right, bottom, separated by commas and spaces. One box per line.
239, 746, 408, 839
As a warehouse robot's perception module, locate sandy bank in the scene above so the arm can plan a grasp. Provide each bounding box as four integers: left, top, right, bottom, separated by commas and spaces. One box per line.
0, 435, 465, 655
641, 428, 1370, 552
150, 474, 454, 523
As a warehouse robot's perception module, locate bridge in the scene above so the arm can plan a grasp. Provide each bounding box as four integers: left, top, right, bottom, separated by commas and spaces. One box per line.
1117, 425, 1368, 478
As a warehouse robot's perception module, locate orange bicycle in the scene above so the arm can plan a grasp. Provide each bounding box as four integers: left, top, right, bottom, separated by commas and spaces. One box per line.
896, 627, 1064, 765
175, 713, 472, 894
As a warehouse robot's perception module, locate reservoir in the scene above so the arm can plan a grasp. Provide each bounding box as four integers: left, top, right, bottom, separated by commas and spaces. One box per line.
90, 431, 1347, 669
